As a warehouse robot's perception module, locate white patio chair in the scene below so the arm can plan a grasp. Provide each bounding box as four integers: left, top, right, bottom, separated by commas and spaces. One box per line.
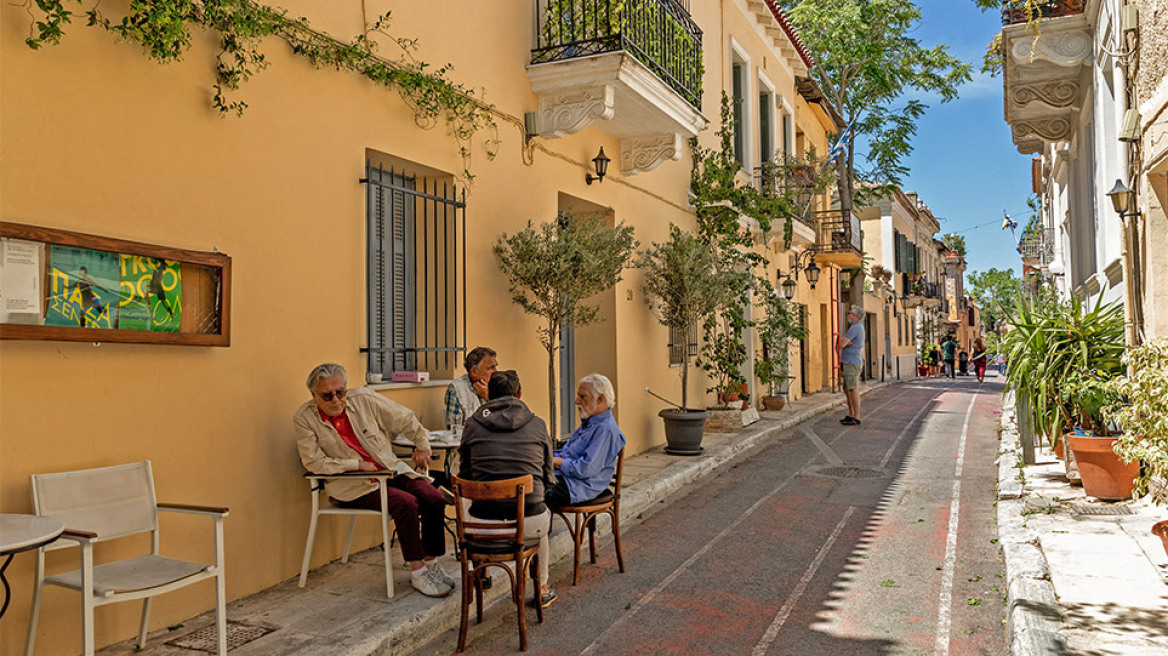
25, 461, 228, 656
298, 472, 395, 598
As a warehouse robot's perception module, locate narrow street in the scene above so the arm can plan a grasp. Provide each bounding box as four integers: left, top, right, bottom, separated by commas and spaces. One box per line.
415, 377, 1008, 656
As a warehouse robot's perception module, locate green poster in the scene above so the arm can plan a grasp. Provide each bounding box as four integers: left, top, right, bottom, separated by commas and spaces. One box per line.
117, 255, 181, 332
46, 245, 119, 329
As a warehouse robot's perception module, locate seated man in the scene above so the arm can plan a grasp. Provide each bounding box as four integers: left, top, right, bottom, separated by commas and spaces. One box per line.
444, 346, 498, 429
294, 363, 455, 598
458, 370, 557, 607
548, 373, 626, 510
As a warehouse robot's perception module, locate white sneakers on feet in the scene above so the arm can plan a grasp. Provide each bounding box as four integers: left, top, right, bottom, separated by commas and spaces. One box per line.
411, 568, 453, 597
427, 560, 457, 588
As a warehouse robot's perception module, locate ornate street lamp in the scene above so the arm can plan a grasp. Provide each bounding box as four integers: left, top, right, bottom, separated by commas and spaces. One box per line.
777, 249, 821, 299
586, 147, 611, 185
1106, 179, 1141, 220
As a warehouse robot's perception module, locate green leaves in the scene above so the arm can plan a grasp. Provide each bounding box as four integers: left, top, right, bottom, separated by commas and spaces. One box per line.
1105, 339, 1168, 503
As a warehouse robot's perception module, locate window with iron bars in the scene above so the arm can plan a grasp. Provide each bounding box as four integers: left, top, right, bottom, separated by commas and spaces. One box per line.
669, 322, 700, 366
363, 160, 466, 379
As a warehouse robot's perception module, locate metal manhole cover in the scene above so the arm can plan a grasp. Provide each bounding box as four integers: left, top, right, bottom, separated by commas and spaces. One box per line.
811, 466, 885, 479
165, 622, 273, 652
1072, 505, 1134, 516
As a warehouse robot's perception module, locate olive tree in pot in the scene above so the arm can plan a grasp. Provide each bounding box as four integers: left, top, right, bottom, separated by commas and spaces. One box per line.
1105, 339, 1168, 553
755, 281, 806, 411
639, 225, 731, 455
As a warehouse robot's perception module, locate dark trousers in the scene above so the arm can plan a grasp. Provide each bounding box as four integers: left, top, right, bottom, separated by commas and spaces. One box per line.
338, 476, 446, 562
545, 475, 572, 510
944, 359, 955, 378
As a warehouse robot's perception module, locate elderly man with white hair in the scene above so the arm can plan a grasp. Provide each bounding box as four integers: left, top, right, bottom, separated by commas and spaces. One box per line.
547, 373, 626, 510
838, 305, 866, 426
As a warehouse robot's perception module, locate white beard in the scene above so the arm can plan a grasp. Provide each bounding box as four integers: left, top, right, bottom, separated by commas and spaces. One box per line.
576, 405, 589, 420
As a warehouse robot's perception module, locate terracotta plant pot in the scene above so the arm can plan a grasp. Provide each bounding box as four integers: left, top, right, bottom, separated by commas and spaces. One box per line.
761, 396, 785, 411
1152, 521, 1168, 558
1053, 434, 1066, 460
1067, 434, 1139, 501
917, 365, 930, 376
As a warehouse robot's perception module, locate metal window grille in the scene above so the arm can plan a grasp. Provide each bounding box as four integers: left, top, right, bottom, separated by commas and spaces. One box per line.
668, 323, 699, 365
363, 162, 466, 378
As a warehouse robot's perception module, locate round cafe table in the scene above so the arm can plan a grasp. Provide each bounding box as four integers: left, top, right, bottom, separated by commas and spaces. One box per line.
0, 514, 65, 619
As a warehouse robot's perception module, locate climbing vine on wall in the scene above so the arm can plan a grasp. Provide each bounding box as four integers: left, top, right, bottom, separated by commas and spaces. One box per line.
22, 0, 498, 180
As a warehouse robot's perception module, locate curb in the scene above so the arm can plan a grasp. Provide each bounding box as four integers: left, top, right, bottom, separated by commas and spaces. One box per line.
996, 392, 1070, 656
366, 381, 893, 654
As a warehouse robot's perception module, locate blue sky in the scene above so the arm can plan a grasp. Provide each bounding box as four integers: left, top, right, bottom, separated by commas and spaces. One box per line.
894, 0, 1033, 277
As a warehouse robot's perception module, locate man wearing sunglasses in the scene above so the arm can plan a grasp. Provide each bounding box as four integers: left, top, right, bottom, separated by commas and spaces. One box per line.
294, 363, 455, 598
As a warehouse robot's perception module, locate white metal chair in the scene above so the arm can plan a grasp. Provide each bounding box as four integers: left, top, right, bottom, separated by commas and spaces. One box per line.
25, 461, 228, 656
298, 472, 395, 598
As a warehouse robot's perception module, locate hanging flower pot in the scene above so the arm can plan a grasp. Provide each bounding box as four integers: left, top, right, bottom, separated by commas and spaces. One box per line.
1068, 433, 1139, 501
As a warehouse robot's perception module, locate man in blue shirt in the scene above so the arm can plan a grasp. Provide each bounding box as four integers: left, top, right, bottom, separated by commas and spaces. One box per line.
547, 373, 626, 508
838, 306, 866, 426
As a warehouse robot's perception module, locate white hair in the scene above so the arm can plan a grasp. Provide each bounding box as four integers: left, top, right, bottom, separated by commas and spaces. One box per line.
578, 373, 616, 409
306, 363, 347, 390
849, 305, 865, 320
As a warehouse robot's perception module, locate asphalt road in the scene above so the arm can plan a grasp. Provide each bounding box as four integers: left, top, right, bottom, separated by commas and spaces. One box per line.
413, 375, 1008, 656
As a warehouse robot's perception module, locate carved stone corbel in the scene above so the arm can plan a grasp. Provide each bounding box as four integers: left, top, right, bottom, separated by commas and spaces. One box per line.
620, 134, 682, 175
1013, 117, 1073, 143
1010, 29, 1092, 66
538, 85, 615, 138
1013, 79, 1080, 108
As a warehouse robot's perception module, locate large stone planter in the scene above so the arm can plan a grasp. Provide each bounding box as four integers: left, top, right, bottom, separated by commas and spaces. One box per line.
760, 396, 785, 411
1068, 434, 1139, 501
660, 408, 709, 456
703, 408, 743, 434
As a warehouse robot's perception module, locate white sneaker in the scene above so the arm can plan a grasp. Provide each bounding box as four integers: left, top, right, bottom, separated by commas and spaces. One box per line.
411, 569, 453, 597
427, 560, 457, 588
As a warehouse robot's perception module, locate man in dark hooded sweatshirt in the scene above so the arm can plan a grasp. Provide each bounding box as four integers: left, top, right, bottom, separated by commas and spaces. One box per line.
458, 370, 558, 608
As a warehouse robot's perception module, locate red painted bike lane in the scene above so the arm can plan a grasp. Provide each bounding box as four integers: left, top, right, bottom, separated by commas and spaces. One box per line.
413, 378, 1007, 656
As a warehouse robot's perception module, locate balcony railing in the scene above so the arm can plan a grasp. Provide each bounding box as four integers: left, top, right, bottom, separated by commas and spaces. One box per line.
1019, 229, 1054, 262
810, 209, 862, 254
532, 0, 703, 109
753, 165, 815, 227
1001, 0, 1086, 26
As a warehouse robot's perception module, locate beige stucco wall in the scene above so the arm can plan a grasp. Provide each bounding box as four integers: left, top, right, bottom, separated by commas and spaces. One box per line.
1, 1, 837, 653
1136, 0, 1168, 340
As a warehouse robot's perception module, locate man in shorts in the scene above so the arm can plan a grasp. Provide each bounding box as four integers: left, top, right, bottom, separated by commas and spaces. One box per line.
839, 306, 866, 426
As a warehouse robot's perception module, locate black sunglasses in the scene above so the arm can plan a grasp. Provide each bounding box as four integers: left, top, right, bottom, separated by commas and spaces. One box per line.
317, 387, 347, 402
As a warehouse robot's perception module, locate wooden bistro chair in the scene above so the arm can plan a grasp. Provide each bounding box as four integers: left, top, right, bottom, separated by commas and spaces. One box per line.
451, 475, 543, 652
552, 448, 626, 585
25, 461, 228, 656
299, 471, 396, 598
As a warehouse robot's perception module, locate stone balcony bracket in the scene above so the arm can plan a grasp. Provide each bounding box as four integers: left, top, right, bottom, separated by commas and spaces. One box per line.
1002, 7, 1093, 155
528, 52, 708, 176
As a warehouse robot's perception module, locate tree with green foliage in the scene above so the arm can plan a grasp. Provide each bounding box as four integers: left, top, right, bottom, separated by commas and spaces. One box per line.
968, 267, 1023, 334
495, 214, 637, 438
941, 233, 966, 257
780, 0, 972, 211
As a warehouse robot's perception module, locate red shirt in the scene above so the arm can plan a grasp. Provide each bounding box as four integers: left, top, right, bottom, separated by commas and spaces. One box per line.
320, 409, 378, 467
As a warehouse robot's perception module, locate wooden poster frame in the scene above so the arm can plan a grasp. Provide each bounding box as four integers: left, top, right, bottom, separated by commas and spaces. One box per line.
0, 222, 232, 347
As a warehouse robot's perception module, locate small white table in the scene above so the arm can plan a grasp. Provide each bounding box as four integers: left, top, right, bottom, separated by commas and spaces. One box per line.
0, 514, 64, 619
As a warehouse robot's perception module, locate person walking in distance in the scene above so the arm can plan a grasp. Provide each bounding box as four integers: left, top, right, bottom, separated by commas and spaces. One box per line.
838, 306, 866, 426
971, 337, 988, 383
941, 334, 959, 379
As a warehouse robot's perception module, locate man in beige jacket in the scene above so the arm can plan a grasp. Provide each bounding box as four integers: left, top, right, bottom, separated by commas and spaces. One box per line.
294, 363, 454, 597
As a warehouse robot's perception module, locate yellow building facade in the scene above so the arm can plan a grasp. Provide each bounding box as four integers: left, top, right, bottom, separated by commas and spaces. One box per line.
0, 2, 843, 652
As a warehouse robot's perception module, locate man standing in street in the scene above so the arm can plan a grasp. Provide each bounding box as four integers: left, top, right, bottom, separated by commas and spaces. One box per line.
839, 306, 865, 426
295, 363, 455, 598
547, 373, 625, 511
444, 346, 498, 429
941, 334, 959, 379
458, 370, 558, 608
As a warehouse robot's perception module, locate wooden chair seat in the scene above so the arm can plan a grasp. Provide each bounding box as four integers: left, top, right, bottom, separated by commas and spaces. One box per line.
463, 536, 542, 555
556, 488, 614, 511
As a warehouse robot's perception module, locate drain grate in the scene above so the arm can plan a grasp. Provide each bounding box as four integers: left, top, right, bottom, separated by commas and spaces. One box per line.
165, 622, 273, 652
811, 466, 885, 479
1071, 505, 1134, 516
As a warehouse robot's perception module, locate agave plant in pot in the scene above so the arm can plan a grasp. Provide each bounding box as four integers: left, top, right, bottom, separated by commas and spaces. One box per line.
1105, 339, 1168, 552
639, 225, 732, 455
755, 281, 806, 411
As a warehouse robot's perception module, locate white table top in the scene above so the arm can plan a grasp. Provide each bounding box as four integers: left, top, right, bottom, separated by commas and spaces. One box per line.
0, 514, 65, 554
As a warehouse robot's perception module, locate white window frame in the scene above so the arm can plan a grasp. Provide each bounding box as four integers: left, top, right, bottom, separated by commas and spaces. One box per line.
729, 39, 752, 171
757, 72, 777, 165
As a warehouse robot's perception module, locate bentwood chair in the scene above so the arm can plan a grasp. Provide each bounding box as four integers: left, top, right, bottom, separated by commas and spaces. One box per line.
25, 461, 228, 656
451, 475, 543, 652
299, 471, 396, 598
552, 448, 626, 585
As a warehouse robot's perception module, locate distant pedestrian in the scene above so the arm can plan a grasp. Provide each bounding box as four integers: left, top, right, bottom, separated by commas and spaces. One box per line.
958, 349, 969, 376
929, 346, 941, 377
972, 338, 988, 383
941, 335, 958, 379
838, 306, 866, 426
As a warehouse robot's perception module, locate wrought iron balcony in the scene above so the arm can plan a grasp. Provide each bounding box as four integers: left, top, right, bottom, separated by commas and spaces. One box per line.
1019, 228, 1054, 264
532, 0, 703, 109
1001, 0, 1086, 26
753, 165, 816, 228
809, 208, 862, 268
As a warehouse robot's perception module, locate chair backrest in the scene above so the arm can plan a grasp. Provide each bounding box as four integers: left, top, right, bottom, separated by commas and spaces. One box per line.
612, 448, 625, 498
451, 475, 533, 548
31, 461, 158, 551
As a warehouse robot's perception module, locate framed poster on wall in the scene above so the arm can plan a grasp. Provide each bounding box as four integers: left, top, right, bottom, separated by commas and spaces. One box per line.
0, 222, 231, 346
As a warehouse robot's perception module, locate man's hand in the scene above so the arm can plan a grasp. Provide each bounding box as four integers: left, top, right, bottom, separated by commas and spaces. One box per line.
412, 449, 432, 471
553, 456, 563, 469
472, 377, 489, 400
357, 460, 379, 472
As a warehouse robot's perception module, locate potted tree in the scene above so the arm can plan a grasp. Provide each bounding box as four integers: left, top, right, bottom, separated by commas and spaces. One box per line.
1105, 339, 1168, 552
495, 212, 637, 439
1060, 371, 1134, 500
755, 282, 806, 411
639, 225, 730, 455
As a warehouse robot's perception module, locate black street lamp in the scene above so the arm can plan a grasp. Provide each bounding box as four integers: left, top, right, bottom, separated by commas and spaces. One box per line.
1106, 179, 1141, 220
777, 249, 821, 300
586, 147, 611, 185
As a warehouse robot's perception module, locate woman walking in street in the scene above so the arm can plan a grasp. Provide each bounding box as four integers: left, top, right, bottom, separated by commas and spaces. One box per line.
972, 337, 988, 383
